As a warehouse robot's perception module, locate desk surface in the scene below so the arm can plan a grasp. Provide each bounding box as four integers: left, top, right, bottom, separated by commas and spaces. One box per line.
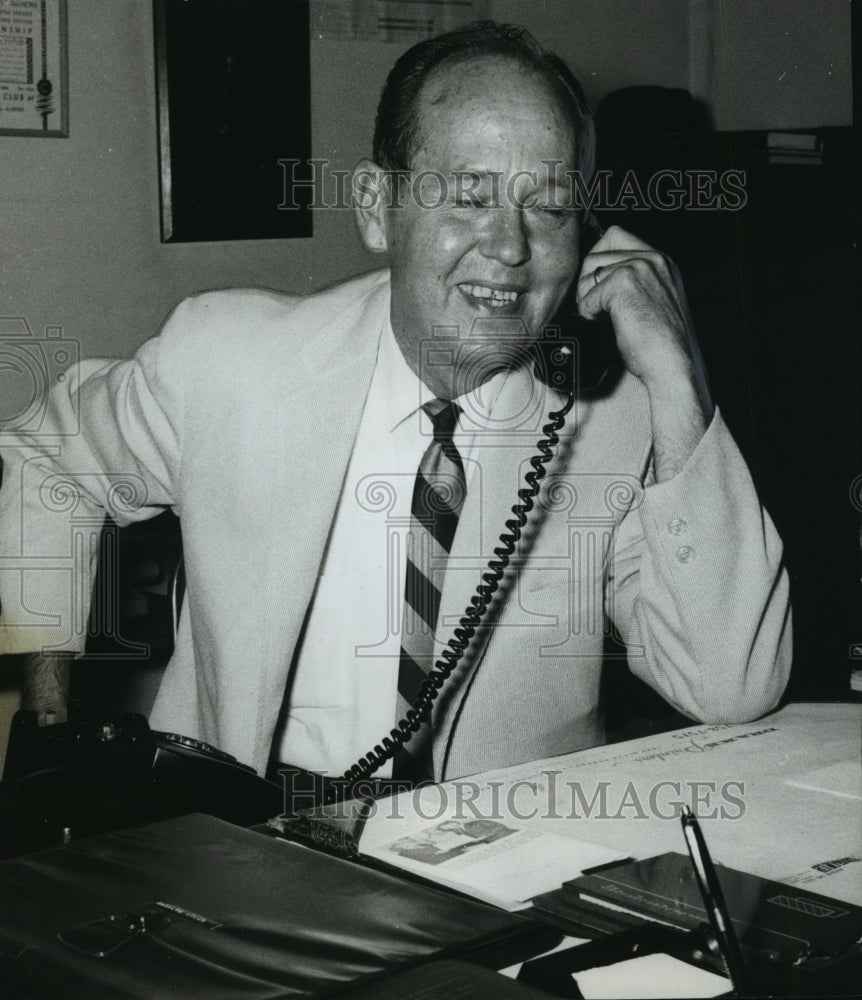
361, 702, 862, 906
1, 703, 857, 998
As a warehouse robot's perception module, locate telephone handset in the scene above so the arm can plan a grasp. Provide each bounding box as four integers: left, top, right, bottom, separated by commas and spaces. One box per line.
534, 219, 623, 400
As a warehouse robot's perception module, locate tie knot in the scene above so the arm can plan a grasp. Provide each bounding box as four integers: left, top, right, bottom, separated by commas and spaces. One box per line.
423, 399, 461, 441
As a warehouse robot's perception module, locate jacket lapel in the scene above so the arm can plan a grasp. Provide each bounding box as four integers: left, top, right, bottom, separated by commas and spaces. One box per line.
247, 273, 391, 773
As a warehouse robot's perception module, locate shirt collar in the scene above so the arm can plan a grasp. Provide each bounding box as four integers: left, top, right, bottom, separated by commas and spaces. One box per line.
377, 317, 434, 433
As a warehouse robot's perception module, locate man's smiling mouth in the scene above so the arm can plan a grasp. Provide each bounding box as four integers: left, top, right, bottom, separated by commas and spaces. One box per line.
459, 283, 522, 308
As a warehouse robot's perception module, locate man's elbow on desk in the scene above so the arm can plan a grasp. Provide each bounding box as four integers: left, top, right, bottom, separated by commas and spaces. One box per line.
666, 611, 793, 726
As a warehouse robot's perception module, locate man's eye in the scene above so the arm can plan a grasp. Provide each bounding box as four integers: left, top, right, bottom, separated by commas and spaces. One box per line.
453, 197, 490, 209
530, 205, 576, 228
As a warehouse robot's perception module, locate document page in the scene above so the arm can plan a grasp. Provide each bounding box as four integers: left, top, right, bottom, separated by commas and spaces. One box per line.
361, 805, 624, 910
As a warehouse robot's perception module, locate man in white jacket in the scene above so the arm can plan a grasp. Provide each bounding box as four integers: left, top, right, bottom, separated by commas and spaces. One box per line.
0, 22, 790, 781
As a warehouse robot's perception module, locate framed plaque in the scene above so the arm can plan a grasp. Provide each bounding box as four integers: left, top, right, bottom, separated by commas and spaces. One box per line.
0, 0, 68, 137
154, 0, 312, 243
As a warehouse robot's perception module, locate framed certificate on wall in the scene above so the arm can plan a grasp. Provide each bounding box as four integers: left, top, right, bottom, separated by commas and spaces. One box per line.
0, 0, 68, 137
154, 0, 312, 242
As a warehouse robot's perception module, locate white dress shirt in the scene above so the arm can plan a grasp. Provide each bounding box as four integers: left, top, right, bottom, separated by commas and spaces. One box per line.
274, 319, 513, 776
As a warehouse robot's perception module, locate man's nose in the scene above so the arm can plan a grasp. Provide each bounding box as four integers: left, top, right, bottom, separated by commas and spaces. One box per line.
477, 207, 531, 267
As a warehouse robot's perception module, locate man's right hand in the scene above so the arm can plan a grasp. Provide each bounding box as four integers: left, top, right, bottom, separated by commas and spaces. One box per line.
576, 225, 708, 481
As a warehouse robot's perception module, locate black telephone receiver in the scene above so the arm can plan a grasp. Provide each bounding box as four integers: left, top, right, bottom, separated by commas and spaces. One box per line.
331, 231, 621, 802
532, 220, 622, 399
531, 301, 621, 398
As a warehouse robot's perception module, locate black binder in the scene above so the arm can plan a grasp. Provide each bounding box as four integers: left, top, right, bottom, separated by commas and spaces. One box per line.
0, 813, 557, 998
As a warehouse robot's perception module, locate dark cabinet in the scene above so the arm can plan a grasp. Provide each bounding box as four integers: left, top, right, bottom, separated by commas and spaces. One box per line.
594, 126, 859, 699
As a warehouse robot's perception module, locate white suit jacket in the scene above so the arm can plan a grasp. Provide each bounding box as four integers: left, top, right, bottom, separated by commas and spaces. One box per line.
0, 269, 792, 777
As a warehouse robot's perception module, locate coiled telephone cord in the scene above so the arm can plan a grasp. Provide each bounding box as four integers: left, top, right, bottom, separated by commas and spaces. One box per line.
326, 390, 575, 803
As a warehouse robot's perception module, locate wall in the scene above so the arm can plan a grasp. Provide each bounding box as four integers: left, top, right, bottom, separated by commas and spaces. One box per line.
494, 0, 852, 129
492, 0, 691, 105
690, 0, 852, 130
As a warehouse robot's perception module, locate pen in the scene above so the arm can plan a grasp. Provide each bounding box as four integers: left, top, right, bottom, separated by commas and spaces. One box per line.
680, 805, 749, 997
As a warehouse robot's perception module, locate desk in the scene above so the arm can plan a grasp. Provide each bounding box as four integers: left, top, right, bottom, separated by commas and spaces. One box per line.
0, 704, 858, 998
360, 703, 862, 906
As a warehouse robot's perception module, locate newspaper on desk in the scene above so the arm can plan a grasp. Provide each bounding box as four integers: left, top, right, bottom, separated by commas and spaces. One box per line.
357, 703, 862, 908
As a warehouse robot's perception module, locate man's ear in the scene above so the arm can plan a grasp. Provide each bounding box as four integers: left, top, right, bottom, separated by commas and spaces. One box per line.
352, 158, 391, 254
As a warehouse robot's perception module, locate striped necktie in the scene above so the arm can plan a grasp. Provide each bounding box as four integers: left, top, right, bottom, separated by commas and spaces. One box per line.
392, 399, 466, 780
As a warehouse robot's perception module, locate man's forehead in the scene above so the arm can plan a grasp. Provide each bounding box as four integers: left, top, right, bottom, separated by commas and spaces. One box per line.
420, 53, 566, 116
412, 55, 578, 165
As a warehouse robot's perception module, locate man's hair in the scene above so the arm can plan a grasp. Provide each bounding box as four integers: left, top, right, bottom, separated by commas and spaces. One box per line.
373, 20, 593, 173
